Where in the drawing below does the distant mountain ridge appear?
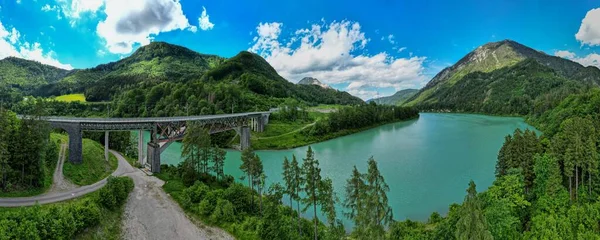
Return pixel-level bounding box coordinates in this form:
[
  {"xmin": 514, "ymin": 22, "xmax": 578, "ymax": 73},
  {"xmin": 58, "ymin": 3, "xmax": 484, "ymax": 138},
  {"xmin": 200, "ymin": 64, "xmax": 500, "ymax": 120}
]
[
  {"xmin": 297, "ymin": 77, "xmax": 331, "ymax": 89},
  {"xmin": 368, "ymin": 89, "xmax": 418, "ymax": 105},
  {"xmin": 0, "ymin": 41, "xmax": 363, "ymax": 106},
  {"xmin": 404, "ymin": 39, "xmax": 600, "ymax": 115}
]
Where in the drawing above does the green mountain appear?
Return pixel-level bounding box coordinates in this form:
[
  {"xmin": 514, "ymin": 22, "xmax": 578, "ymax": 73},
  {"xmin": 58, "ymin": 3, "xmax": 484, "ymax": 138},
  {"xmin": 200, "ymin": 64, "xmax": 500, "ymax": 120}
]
[
  {"xmin": 368, "ymin": 89, "xmax": 419, "ymax": 105},
  {"xmin": 405, "ymin": 39, "xmax": 600, "ymax": 115},
  {"xmin": 1, "ymin": 42, "xmax": 362, "ymax": 113},
  {"xmin": 0, "ymin": 57, "xmax": 69, "ymax": 91}
]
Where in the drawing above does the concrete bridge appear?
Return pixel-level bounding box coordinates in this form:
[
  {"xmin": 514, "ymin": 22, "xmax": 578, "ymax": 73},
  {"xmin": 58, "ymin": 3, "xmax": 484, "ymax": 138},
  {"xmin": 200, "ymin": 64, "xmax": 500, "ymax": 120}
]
[{"xmin": 42, "ymin": 112, "xmax": 270, "ymax": 173}]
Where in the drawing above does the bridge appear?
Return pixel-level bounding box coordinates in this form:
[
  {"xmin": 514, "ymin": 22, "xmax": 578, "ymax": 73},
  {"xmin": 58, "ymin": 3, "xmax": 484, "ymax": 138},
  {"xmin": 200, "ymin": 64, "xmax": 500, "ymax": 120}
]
[{"xmin": 42, "ymin": 112, "xmax": 270, "ymax": 173}]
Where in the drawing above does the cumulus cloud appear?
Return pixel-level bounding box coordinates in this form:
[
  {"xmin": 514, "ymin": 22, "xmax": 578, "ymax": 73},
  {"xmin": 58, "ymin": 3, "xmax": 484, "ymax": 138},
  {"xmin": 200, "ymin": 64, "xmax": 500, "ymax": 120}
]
[
  {"xmin": 96, "ymin": 0, "xmax": 194, "ymax": 54},
  {"xmin": 249, "ymin": 20, "xmax": 427, "ymax": 100},
  {"xmin": 554, "ymin": 50, "xmax": 600, "ymax": 69},
  {"xmin": 0, "ymin": 21, "xmax": 73, "ymax": 70},
  {"xmin": 575, "ymin": 8, "xmax": 600, "ymax": 46},
  {"xmin": 198, "ymin": 7, "xmax": 214, "ymax": 31}
]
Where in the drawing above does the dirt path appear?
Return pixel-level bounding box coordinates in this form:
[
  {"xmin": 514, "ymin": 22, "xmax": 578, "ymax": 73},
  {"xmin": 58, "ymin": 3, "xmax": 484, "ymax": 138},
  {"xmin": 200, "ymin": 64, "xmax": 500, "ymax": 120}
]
[
  {"xmin": 113, "ymin": 151, "xmax": 233, "ymax": 240},
  {"xmin": 45, "ymin": 144, "xmax": 78, "ymax": 194}
]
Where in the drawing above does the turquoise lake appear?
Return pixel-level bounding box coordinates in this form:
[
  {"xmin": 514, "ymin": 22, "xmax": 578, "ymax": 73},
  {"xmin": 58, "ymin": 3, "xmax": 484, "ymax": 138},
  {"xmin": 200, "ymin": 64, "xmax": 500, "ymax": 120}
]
[{"xmin": 140, "ymin": 113, "xmax": 537, "ymax": 224}]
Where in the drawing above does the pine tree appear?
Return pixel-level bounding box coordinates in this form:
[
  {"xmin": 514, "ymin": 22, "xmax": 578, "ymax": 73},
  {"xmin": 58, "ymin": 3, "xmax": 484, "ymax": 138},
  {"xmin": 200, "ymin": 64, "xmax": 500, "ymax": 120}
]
[
  {"xmin": 290, "ymin": 155, "xmax": 303, "ymax": 235},
  {"xmin": 210, "ymin": 147, "xmax": 226, "ymax": 180},
  {"xmin": 344, "ymin": 165, "xmax": 367, "ymax": 235},
  {"xmin": 455, "ymin": 180, "xmax": 493, "ymax": 240},
  {"xmin": 365, "ymin": 157, "xmax": 393, "ymax": 237},
  {"xmin": 302, "ymin": 146, "xmax": 322, "ymax": 240},
  {"xmin": 320, "ymin": 178, "xmax": 338, "ymax": 227}
]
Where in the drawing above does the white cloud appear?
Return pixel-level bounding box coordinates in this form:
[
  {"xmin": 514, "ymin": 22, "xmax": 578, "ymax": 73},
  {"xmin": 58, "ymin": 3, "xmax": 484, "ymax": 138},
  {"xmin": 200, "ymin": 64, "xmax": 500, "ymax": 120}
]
[
  {"xmin": 96, "ymin": 0, "xmax": 194, "ymax": 54},
  {"xmin": 555, "ymin": 50, "xmax": 576, "ymax": 59},
  {"xmin": 58, "ymin": 0, "xmax": 104, "ymax": 20},
  {"xmin": 554, "ymin": 50, "xmax": 600, "ymax": 69},
  {"xmin": 0, "ymin": 21, "xmax": 73, "ymax": 70},
  {"xmin": 397, "ymin": 47, "xmax": 407, "ymax": 53},
  {"xmin": 575, "ymin": 8, "xmax": 600, "ymax": 46},
  {"xmin": 97, "ymin": 49, "xmax": 106, "ymax": 56},
  {"xmin": 41, "ymin": 4, "xmax": 58, "ymax": 12},
  {"xmin": 387, "ymin": 34, "xmax": 395, "ymax": 44},
  {"xmin": 16, "ymin": 0, "xmax": 21, "ymax": 4},
  {"xmin": 198, "ymin": 6, "xmax": 214, "ymax": 31},
  {"xmin": 249, "ymin": 20, "xmax": 428, "ymax": 100}
]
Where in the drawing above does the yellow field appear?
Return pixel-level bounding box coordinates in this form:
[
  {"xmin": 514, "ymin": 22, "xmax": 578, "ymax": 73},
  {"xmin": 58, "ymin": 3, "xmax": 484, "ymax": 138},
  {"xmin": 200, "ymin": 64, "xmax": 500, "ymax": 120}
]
[{"xmin": 55, "ymin": 93, "xmax": 86, "ymax": 102}]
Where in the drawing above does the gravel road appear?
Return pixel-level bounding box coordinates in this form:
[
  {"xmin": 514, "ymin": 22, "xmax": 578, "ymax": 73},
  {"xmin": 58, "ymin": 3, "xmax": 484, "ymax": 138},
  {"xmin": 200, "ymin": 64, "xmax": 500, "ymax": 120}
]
[{"xmin": 113, "ymin": 151, "xmax": 234, "ymax": 240}]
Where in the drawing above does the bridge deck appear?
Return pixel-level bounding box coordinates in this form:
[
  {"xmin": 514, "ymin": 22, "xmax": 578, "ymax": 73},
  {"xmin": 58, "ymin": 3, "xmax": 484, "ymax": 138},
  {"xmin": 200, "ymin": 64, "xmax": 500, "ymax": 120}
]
[{"xmin": 41, "ymin": 112, "xmax": 269, "ymax": 123}]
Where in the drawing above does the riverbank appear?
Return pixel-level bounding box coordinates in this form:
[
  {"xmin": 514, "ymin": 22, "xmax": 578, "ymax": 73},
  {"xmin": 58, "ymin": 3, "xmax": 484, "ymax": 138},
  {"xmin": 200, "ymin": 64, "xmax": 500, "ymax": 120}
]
[{"xmin": 251, "ymin": 116, "xmax": 419, "ymax": 150}]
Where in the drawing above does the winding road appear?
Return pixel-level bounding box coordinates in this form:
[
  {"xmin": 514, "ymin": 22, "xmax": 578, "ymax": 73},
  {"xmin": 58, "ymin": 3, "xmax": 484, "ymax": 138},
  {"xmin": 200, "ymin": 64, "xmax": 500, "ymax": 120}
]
[
  {"xmin": 0, "ymin": 149, "xmax": 233, "ymax": 239},
  {"xmin": 0, "ymin": 149, "xmax": 133, "ymax": 207}
]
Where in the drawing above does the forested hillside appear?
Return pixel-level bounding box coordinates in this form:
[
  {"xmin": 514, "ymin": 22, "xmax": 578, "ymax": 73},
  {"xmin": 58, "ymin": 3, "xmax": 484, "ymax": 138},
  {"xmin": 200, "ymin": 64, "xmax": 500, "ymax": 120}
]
[
  {"xmin": 368, "ymin": 89, "xmax": 418, "ymax": 105},
  {"xmin": 405, "ymin": 40, "xmax": 600, "ymax": 115},
  {"xmin": 0, "ymin": 42, "xmax": 362, "ymax": 117}
]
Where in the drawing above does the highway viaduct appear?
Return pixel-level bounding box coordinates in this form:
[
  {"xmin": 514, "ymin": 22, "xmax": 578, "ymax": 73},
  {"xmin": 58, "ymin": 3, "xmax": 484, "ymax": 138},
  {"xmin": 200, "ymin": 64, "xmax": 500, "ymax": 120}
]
[{"xmin": 40, "ymin": 112, "xmax": 270, "ymax": 173}]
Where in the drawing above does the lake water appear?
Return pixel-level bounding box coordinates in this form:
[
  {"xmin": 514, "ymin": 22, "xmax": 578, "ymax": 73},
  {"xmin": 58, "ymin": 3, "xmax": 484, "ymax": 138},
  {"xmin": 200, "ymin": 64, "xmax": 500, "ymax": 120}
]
[{"xmin": 140, "ymin": 113, "xmax": 537, "ymax": 224}]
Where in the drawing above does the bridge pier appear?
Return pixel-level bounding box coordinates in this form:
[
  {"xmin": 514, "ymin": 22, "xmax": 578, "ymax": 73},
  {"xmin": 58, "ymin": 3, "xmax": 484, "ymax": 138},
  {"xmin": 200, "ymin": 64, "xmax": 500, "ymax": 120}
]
[
  {"xmin": 138, "ymin": 130, "xmax": 144, "ymax": 166},
  {"xmin": 104, "ymin": 131, "xmax": 109, "ymax": 162},
  {"xmin": 147, "ymin": 142, "xmax": 161, "ymax": 173},
  {"xmin": 240, "ymin": 126, "xmax": 250, "ymax": 150}
]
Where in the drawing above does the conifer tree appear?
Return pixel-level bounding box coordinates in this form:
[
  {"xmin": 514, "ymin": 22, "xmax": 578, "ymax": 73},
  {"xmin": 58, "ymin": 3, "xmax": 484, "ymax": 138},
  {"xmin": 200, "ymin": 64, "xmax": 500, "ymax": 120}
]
[
  {"xmin": 455, "ymin": 180, "xmax": 493, "ymax": 240},
  {"xmin": 302, "ymin": 146, "xmax": 322, "ymax": 240}
]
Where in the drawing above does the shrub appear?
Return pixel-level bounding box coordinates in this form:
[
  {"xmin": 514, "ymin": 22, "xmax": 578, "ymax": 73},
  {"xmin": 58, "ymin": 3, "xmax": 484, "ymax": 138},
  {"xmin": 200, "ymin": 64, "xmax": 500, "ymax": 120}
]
[
  {"xmin": 210, "ymin": 199, "xmax": 235, "ymax": 223},
  {"xmin": 98, "ymin": 176, "xmax": 134, "ymax": 210},
  {"xmin": 181, "ymin": 181, "xmax": 209, "ymax": 209}
]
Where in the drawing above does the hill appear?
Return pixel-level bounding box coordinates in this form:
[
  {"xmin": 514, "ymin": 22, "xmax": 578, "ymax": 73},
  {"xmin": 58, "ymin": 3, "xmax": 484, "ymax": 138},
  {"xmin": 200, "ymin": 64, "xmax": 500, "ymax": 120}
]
[
  {"xmin": 0, "ymin": 57, "xmax": 69, "ymax": 92},
  {"xmin": 1, "ymin": 42, "xmax": 362, "ymax": 113},
  {"xmin": 405, "ymin": 39, "xmax": 600, "ymax": 115},
  {"xmin": 368, "ymin": 89, "xmax": 418, "ymax": 105}
]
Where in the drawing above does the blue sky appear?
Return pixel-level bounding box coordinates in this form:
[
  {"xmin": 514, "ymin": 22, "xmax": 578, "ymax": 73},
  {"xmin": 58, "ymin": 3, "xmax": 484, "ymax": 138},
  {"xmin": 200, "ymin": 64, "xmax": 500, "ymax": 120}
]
[{"xmin": 0, "ymin": 0, "xmax": 599, "ymax": 99}]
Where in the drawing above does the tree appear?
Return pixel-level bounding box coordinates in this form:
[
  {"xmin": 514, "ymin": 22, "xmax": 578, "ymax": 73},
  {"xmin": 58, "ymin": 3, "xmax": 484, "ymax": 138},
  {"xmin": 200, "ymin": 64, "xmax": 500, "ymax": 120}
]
[
  {"xmin": 455, "ymin": 180, "xmax": 493, "ymax": 240},
  {"xmin": 302, "ymin": 146, "xmax": 322, "ymax": 240},
  {"xmin": 320, "ymin": 178, "xmax": 338, "ymax": 228},
  {"xmin": 552, "ymin": 117, "xmax": 598, "ymax": 200},
  {"xmin": 344, "ymin": 166, "xmax": 368, "ymax": 235},
  {"xmin": 210, "ymin": 147, "xmax": 226, "ymax": 180},
  {"xmin": 365, "ymin": 157, "xmax": 393, "ymax": 237},
  {"xmin": 290, "ymin": 155, "xmax": 303, "ymax": 235},
  {"xmin": 252, "ymin": 154, "xmax": 264, "ymax": 214},
  {"xmin": 181, "ymin": 123, "xmax": 211, "ymax": 174}
]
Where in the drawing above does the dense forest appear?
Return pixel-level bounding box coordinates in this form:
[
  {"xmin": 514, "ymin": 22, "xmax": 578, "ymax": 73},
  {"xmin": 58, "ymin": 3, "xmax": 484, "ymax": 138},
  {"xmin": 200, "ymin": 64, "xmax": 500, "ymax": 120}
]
[{"xmin": 0, "ymin": 108, "xmax": 57, "ymax": 194}]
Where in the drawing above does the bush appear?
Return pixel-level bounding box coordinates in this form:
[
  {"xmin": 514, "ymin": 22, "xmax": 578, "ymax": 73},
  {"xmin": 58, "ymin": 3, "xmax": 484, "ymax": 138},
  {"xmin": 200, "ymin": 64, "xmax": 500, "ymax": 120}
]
[
  {"xmin": 210, "ymin": 199, "xmax": 235, "ymax": 223},
  {"xmin": 98, "ymin": 176, "xmax": 134, "ymax": 210},
  {"xmin": 181, "ymin": 181, "xmax": 209, "ymax": 209}
]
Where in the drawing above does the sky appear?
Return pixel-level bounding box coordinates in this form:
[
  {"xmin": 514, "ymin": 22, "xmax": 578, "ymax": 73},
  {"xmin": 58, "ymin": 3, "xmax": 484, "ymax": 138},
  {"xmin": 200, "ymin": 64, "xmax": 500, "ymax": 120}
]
[{"xmin": 0, "ymin": 0, "xmax": 599, "ymax": 100}]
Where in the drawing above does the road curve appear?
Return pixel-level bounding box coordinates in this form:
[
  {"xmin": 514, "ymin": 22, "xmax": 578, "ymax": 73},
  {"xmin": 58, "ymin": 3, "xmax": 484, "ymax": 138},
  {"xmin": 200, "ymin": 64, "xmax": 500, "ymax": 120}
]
[{"xmin": 0, "ymin": 150, "xmax": 134, "ymax": 207}]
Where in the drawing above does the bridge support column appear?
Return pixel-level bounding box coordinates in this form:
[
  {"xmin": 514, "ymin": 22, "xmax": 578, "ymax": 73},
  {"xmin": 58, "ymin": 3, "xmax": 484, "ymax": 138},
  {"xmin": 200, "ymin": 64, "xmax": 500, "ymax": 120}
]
[
  {"xmin": 67, "ymin": 125, "xmax": 83, "ymax": 164},
  {"xmin": 138, "ymin": 130, "xmax": 144, "ymax": 166},
  {"xmin": 104, "ymin": 131, "xmax": 109, "ymax": 162},
  {"xmin": 147, "ymin": 142, "xmax": 161, "ymax": 173},
  {"xmin": 240, "ymin": 126, "xmax": 250, "ymax": 150}
]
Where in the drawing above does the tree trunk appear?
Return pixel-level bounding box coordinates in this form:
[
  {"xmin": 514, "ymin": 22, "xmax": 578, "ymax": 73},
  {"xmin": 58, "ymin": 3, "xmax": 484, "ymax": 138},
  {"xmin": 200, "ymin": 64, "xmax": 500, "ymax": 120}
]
[
  {"xmin": 297, "ymin": 197, "xmax": 301, "ymax": 236},
  {"xmin": 589, "ymin": 171, "xmax": 592, "ymax": 195},
  {"xmin": 258, "ymin": 185, "xmax": 263, "ymax": 216},
  {"xmin": 576, "ymin": 167, "xmax": 579, "ymax": 200},
  {"xmin": 569, "ymin": 176, "xmax": 572, "ymax": 201},
  {"xmin": 313, "ymin": 201, "xmax": 318, "ymax": 240}
]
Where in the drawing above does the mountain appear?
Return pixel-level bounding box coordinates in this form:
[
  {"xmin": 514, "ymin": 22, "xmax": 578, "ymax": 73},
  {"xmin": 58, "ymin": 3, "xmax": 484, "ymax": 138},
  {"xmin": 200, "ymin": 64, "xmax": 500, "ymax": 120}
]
[
  {"xmin": 405, "ymin": 39, "xmax": 600, "ymax": 115},
  {"xmin": 1, "ymin": 41, "xmax": 362, "ymax": 109},
  {"xmin": 0, "ymin": 57, "xmax": 69, "ymax": 91},
  {"xmin": 297, "ymin": 77, "xmax": 331, "ymax": 89},
  {"xmin": 368, "ymin": 89, "xmax": 419, "ymax": 105}
]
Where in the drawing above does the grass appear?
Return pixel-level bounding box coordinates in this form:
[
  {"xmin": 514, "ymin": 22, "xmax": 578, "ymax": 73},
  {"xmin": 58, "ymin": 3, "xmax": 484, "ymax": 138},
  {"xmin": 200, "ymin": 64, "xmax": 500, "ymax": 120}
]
[
  {"xmin": 55, "ymin": 93, "xmax": 87, "ymax": 103},
  {"xmin": 63, "ymin": 138, "xmax": 118, "ymax": 186},
  {"xmin": 251, "ymin": 118, "xmax": 417, "ymax": 150}
]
